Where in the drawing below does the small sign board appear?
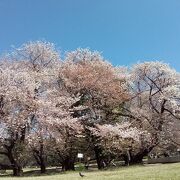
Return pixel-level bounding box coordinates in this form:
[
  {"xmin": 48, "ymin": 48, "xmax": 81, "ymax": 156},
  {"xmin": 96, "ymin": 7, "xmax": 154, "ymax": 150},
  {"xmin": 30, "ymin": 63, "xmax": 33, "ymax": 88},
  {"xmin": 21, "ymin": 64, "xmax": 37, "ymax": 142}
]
[{"xmin": 77, "ymin": 153, "xmax": 83, "ymax": 158}]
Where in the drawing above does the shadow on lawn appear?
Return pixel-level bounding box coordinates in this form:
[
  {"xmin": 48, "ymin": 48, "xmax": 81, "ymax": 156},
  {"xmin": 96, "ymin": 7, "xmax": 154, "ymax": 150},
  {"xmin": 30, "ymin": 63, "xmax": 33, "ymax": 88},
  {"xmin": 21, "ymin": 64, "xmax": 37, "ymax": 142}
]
[
  {"xmin": 0, "ymin": 168, "xmax": 67, "ymax": 177},
  {"xmin": 0, "ymin": 164, "xmax": 146, "ymax": 177},
  {"xmin": 23, "ymin": 168, "xmax": 66, "ymax": 177}
]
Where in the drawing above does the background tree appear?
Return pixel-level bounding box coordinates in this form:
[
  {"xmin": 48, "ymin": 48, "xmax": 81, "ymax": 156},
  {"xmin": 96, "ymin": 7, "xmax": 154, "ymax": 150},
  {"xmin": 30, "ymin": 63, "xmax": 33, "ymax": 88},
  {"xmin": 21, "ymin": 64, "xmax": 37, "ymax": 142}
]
[
  {"xmin": 59, "ymin": 49, "xmax": 129, "ymax": 169},
  {"xmin": 0, "ymin": 61, "xmax": 36, "ymax": 176},
  {"xmin": 118, "ymin": 61, "xmax": 180, "ymax": 164}
]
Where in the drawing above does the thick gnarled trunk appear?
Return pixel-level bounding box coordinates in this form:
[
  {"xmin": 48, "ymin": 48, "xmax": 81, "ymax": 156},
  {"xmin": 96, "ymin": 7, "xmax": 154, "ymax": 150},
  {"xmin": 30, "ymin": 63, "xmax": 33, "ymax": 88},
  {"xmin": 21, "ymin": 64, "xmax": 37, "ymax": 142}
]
[
  {"xmin": 34, "ymin": 153, "xmax": 47, "ymax": 173},
  {"xmin": 7, "ymin": 150, "xmax": 23, "ymax": 176},
  {"xmin": 33, "ymin": 144, "xmax": 47, "ymax": 174},
  {"xmin": 124, "ymin": 147, "xmax": 155, "ymax": 165},
  {"xmin": 62, "ymin": 157, "xmax": 75, "ymax": 171},
  {"xmin": 12, "ymin": 165, "xmax": 23, "ymax": 176},
  {"xmin": 94, "ymin": 146, "xmax": 106, "ymax": 169},
  {"xmin": 40, "ymin": 162, "xmax": 46, "ymax": 174}
]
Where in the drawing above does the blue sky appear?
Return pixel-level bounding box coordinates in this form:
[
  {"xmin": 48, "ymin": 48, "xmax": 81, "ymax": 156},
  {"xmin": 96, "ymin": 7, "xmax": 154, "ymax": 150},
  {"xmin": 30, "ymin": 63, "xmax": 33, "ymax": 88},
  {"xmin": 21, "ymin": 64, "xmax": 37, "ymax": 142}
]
[{"xmin": 0, "ymin": 0, "xmax": 180, "ymax": 71}]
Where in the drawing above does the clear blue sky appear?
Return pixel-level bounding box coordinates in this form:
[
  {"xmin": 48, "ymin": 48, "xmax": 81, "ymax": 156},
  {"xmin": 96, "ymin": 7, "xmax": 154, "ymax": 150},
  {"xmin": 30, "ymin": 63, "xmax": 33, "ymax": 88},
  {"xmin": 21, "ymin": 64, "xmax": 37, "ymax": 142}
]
[{"xmin": 0, "ymin": 0, "xmax": 180, "ymax": 71}]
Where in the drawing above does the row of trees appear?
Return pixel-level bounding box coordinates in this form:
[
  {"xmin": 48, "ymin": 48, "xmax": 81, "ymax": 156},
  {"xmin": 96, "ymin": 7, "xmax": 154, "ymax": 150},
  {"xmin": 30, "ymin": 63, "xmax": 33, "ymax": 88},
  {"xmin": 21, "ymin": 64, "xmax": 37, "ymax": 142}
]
[{"xmin": 0, "ymin": 41, "xmax": 179, "ymax": 176}]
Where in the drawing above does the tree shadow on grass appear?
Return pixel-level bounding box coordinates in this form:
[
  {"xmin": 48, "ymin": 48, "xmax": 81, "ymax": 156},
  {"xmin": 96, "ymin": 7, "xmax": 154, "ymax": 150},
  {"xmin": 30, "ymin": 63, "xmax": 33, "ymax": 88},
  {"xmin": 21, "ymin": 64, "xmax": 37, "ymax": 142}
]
[{"xmin": 0, "ymin": 168, "xmax": 67, "ymax": 177}]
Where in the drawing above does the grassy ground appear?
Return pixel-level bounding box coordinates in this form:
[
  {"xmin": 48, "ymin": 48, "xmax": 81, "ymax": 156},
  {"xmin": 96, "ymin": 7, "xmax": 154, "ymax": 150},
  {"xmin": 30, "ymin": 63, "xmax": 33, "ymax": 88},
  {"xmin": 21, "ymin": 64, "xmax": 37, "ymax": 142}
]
[{"xmin": 0, "ymin": 163, "xmax": 180, "ymax": 180}]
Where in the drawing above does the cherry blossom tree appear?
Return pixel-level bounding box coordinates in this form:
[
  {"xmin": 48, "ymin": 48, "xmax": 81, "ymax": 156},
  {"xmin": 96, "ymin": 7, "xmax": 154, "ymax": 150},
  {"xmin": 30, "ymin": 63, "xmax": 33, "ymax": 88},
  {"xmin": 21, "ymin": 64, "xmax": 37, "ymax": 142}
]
[
  {"xmin": 117, "ymin": 61, "xmax": 180, "ymax": 164},
  {"xmin": 34, "ymin": 88, "xmax": 84, "ymax": 171},
  {"xmin": 0, "ymin": 41, "xmax": 62, "ymax": 175},
  {"xmin": 58, "ymin": 49, "xmax": 129, "ymax": 169},
  {"xmin": 12, "ymin": 41, "xmax": 85, "ymax": 172},
  {"xmin": 89, "ymin": 122, "xmax": 148, "ymax": 166},
  {"xmin": 49, "ymin": 114, "xmax": 83, "ymax": 171},
  {"xmin": 27, "ymin": 122, "xmax": 52, "ymax": 173},
  {"xmin": 0, "ymin": 60, "xmax": 36, "ymax": 176}
]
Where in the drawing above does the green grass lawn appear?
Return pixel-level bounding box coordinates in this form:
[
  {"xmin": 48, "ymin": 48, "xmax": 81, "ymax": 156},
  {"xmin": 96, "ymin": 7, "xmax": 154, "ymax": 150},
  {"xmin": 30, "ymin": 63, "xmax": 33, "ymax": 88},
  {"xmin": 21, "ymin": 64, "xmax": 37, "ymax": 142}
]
[{"xmin": 0, "ymin": 163, "xmax": 180, "ymax": 180}]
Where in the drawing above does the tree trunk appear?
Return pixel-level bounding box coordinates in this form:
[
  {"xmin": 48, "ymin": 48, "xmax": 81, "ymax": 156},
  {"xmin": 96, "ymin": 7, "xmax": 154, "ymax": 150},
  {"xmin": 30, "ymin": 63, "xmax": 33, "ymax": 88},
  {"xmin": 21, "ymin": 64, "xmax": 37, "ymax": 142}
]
[
  {"xmin": 33, "ymin": 143, "xmax": 47, "ymax": 174},
  {"xmin": 33, "ymin": 151, "xmax": 47, "ymax": 173},
  {"xmin": 94, "ymin": 146, "xmax": 105, "ymax": 169},
  {"xmin": 13, "ymin": 165, "xmax": 23, "ymax": 176},
  {"xmin": 2, "ymin": 129, "xmax": 26, "ymax": 176},
  {"xmin": 6, "ymin": 147, "xmax": 23, "ymax": 176},
  {"xmin": 8, "ymin": 152, "xmax": 23, "ymax": 176},
  {"xmin": 124, "ymin": 148, "xmax": 153, "ymax": 165},
  {"xmin": 129, "ymin": 154, "xmax": 144, "ymax": 165},
  {"xmin": 62, "ymin": 157, "xmax": 75, "ymax": 171},
  {"xmin": 40, "ymin": 162, "xmax": 46, "ymax": 173}
]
